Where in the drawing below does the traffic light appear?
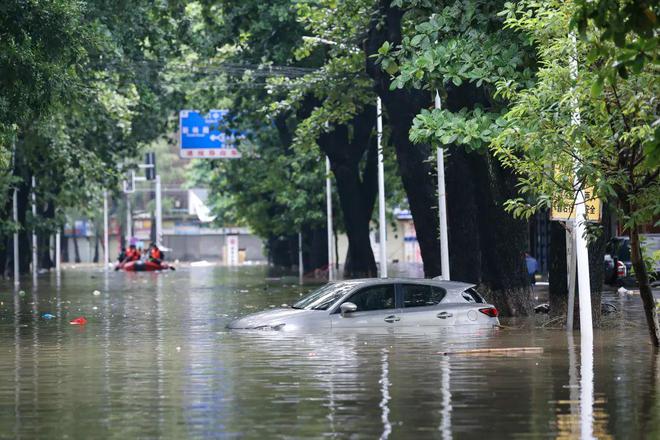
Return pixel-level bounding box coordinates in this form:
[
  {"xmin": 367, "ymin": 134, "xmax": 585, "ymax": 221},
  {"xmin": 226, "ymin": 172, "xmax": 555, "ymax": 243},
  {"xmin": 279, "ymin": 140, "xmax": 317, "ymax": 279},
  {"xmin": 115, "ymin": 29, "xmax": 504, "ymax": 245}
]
[{"xmin": 145, "ymin": 152, "xmax": 156, "ymax": 180}]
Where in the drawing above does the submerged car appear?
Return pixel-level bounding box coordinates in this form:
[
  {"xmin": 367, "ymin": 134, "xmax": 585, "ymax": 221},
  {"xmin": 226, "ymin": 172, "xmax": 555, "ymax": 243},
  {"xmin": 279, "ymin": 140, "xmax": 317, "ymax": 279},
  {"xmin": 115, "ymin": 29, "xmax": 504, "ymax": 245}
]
[
  {"xmin": 604, "ymin": 235, "xmax": 660, "ymax": 286},
  {"xmin": 227, "ymin": 278, "xmax": 500, "ymax": 331}
]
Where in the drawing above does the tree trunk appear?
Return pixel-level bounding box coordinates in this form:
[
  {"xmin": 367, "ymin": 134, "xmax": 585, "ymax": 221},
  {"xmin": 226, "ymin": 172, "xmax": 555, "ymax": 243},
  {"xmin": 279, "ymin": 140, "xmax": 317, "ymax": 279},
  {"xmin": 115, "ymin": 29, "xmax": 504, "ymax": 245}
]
[
  {"xmin": 61, "ymin": 225, "xmax": 69, "ymax": 263},
  {"xmin": 93, "ymin": 230, "xmax": 100, "ymax": 263},
  {"xmin": 17, "ymin": 177, "xmax": 31, "ymax": 274},
  {"xmin": 302, "ymin": 225, "xmax": 328, "ymax": 274},
  {"xmin": 364, "ymin": 1, "xmax": 442, "ymax": 278},
  {"xmin": 39, "ymin": 200, "xmax": 55, "ymax": 270},
  {"xmin": 471, "ymin": 153, "xmax": 533, "ymax": 316},
  {"xmin": 445, "ymin": 148, "xmax": 481, "ymax": 283},
  {"xmin": 549, "ymin": 220, "xmax": 569, "ymax": 319},
  {"xmin": 268, "ymin": 235, "xmax": 296, "ymax": 268},
  {"xmin": 630, "ymin": 226, "xmax": 660, "ymax": 347},
  {"xmin": 72, "ymin": 235, "xmax": 81, "ymax": 263},
  {"xmin": 317, "ymin": 107, "xmax": 379, "ymax": 279}
]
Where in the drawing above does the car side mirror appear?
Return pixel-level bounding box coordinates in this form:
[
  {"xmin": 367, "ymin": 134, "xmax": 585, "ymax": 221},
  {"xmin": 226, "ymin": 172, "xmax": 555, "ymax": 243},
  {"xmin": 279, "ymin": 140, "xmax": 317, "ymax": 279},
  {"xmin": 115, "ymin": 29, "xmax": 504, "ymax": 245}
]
[{"xmin": 340, "ymin": 302, "xmax": 357, "ymax": 316}]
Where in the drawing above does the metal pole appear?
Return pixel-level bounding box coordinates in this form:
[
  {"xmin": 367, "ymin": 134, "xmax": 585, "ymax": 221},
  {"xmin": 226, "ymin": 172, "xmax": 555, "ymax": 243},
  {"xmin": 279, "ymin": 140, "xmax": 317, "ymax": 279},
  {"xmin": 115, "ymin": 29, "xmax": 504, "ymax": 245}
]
[
  {"xmin": 103, "ymin": 190, "xmax": 109, "ymax": 269},
  {"xmin": 569, "ymin": 32, "xmax": 592, "ymax": 340},
  {"xmin": 31, "ymin": 176, "xmax": 37, "ymax": 278},
  {"xmin": 376, "ymin": 97, "xmax": 387, "ymax": 278},
  {"xmin": 126, "ymin": 195, "xmax": 132, "ymax": 245},
  {"xmin": 435, "ymin": 91, "xmax": 450, "ymax": 280},
  {"xmin": 298, "ymin": 231, "xmax": 304, "ymax": 285},
  {"xmin": 155, "ymin": 175, "xmax": 163, "ymax": 246},
  {"xmin": 12, "ymin": 139, "xmax": 19, "ymax": 285},
  {"xmin": 55, "ymin": 232, "xmax": 61, "ymax": 272},
  {"xmin": 566, "ymin": 226, "xmax": 577, "ymax": 330},
  {"xmin": 325, "ymin": 156, "xmax": 334, "ymax": 281}
]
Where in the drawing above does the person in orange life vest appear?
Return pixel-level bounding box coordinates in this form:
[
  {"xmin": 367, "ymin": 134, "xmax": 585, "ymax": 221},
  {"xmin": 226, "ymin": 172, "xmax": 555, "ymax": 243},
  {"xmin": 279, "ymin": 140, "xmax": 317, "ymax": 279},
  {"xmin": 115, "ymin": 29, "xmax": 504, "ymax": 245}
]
[
  {"xmin": 124, "ymin": 244, "xmax": 140, "ymax": 262},
  {"xmin": 149, "ymin": 243, "xmax": 163, "ymax": 264}
]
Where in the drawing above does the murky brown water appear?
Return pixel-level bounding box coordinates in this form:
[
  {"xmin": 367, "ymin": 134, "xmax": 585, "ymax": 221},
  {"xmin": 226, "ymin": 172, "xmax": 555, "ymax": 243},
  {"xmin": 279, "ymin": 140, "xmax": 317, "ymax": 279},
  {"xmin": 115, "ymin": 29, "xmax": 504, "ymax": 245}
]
[{"xmin": 0, "ymin": 267, "xmax": 658, "ymax": 439}]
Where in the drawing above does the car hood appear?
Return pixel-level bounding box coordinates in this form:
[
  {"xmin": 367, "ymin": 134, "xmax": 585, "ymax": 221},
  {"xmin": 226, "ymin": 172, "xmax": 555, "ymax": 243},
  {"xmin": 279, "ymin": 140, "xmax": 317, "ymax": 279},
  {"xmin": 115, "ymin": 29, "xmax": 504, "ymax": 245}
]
[{"xmin": 227, "ymin": 308, "xmax": 325, "ymax": 330}]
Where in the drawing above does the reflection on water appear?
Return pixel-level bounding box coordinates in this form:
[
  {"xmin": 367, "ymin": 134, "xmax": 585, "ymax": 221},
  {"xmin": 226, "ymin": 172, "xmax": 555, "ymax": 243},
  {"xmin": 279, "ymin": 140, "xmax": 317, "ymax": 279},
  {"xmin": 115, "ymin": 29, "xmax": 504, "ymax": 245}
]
[
  {"xmin": 439, "ymin": 357, "xmax": 452, "ymax": 440},
  {"xmin": 379, "ymin": 348, "xmax": 391, "ymax": 440},
  {"xmin": 0, "ymin": 267, "xmax": 658, "ymax": 439}
]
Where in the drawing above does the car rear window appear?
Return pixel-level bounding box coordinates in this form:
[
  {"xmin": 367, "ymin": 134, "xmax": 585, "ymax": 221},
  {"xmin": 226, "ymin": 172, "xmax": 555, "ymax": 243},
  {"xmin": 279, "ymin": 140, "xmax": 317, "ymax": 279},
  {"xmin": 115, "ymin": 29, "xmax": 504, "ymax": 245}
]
[
  {"xmin": 461, "ymin": 288, "xmax": 485, "ymax": 303},
  {"xmin": 402, "ymin": 284, "xmax": 446, "ymax": 308}
]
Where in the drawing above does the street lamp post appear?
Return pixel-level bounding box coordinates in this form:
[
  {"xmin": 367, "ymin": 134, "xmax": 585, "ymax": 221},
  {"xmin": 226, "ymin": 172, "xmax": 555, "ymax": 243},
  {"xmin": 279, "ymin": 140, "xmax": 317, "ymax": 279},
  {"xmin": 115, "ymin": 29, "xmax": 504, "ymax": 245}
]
[
  {"xmin": 435, "ymin": 91, "xmax": 450, "ymax": 280},
  {"xmin": 325, "ymin": 156, "xmax": 335, "ymax": 281},
  {"xmin": 376, "ymin": 97, "xmax": 387, "ymax": 278}
]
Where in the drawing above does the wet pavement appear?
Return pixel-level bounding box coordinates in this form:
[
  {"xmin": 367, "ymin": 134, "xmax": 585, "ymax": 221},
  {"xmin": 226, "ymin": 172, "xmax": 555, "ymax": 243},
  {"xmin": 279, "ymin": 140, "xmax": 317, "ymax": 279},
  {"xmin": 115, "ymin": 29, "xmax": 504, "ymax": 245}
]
[{"xmin": 0, "ymin": 266, "xmax": 658, "ymax": 439}]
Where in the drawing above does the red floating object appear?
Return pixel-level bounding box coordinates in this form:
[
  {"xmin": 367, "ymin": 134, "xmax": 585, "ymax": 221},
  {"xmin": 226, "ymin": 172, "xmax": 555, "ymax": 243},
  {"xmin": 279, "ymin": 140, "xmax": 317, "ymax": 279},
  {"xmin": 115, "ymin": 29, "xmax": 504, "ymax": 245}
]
[{"xmin": 69, "ymin": 317, "xmax": 87, "ymax": 325}]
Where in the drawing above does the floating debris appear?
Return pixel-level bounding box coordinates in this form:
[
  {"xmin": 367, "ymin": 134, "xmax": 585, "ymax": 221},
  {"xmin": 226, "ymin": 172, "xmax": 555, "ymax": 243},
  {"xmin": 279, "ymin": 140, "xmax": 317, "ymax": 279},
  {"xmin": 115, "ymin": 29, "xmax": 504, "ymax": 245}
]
[
  {"xmin": 440, "ymin": 347, "xmax": 543, "ymax": 356},
  {"xmin": 92, "ymin": 290, "xmax": 101, "ymax": 296},
  {"xmin": 601, "ymin": 302, "xmax": 617, "ymax": 315},
  {"xmin": 42, "ymin": 313, "xmax": 56, "ymax": 320},
  {"xmin": 69, "ymin": 317, "xmax": 87, "ymax": 325},
  {"xmin": 534, "ymin": 303, "xmax": 550, "ymax": 314}
]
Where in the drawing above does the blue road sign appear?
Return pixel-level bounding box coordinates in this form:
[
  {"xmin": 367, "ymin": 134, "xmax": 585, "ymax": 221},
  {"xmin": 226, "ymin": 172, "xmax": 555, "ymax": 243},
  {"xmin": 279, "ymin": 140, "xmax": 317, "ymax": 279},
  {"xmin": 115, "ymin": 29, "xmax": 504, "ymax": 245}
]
[{"xmin": 179, "ymin": 110, "xmax": 242, "ymax": 159}]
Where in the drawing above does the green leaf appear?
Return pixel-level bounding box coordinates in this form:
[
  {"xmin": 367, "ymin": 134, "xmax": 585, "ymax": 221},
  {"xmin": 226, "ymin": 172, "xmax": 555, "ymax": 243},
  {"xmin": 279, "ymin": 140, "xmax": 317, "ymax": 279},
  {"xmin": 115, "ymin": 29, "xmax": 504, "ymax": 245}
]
[{"xmin": 590, "ymin": 77, "xmax": 603, "ymax": 97}]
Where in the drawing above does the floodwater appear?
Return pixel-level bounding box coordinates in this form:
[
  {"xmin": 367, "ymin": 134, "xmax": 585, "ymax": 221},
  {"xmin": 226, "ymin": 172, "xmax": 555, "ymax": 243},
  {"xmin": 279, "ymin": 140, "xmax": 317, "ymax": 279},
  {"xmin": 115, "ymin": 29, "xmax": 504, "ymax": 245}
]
[{"xmin": 0, "ymin": 267, "xmax": 658, "ymax": 439}]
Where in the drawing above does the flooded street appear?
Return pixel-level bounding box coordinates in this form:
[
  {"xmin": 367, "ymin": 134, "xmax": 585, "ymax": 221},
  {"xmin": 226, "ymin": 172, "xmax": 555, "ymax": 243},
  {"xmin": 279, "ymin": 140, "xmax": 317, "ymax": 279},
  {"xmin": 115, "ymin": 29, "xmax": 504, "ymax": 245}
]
[{"xmin": 1, "ymin": 267, "xmax": 658, "ymax": 439}]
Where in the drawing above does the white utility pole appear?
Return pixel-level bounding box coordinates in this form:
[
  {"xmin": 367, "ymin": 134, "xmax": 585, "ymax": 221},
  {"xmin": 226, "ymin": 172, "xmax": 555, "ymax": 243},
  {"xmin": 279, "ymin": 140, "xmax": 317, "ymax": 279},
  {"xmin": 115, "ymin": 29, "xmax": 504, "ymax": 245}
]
[
  {"xmin": 298, "ymin": 231, "xmax": 304, "ymax": 285},
  {"xmin": 566, "ymin": 227, "xmax": 577, "ymax": 330},
  {"xmin": 103, "ymin": 190, "xmax": 109, "ymax": 269},
  {"xmin": 155, "ymin": 174, "xmax": 163, "ymax": 246},
  {"xmin": 325, "ymin": 156, "xmax": 335, "ymax": 281},
  {"xmin": 31, "ymin": 176, "xmax": 37, "ymax": 278},
  {"xmin": 569, "ymin": 33, "xmax": 593, "ymax": 340},
  {"xmin": 55, "ymin": 232, "xmax": 61, "ymax": 273},
  {"xmin": 435, "ymin": 91, "xmax": 450, "ymax": 280},
  {"xmin": 376, "ymin": 97, "xmax": 388, "ymax": 278},
  {"xmin": 126, "ymin": 196, "xmax": 132, "ymax": 245},
  {"xmin": 12, "ymin": 140, "xmax": 19, "ymax": 285}
]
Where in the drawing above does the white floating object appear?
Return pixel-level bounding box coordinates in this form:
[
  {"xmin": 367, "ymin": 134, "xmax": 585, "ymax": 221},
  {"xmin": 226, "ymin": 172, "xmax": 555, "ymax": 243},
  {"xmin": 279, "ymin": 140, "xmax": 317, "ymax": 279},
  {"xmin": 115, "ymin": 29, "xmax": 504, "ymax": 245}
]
[
  {"xmin": 617, "ymin": 287, "xmax": 630, "ymax": 296},
  {"xmin": 190, "ymin": 260, "xmax": 214, "ymax": 267},
  {"xmin": 92, "ymin": 290, "xmax": 101, "ymax": 296}
]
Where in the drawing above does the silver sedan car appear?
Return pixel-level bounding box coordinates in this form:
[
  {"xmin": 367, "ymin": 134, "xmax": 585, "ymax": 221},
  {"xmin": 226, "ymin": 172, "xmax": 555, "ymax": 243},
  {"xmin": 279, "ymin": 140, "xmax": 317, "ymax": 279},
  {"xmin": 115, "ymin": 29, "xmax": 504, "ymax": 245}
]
[{"xmin": 227, "ymin": 278, "xmax": 500, "ymax": 331}]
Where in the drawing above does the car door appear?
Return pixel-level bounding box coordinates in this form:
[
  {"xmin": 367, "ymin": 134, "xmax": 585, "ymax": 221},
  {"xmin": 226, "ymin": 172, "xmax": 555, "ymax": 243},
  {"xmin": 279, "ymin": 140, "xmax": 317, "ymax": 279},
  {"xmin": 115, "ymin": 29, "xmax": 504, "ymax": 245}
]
[
  {"xmin": 397, "ymin": 283, "xmax": 456, "ymax": 327},
  {"xmin": 330, "ymin": 283, "xmax": 398, "ymax": 329}
]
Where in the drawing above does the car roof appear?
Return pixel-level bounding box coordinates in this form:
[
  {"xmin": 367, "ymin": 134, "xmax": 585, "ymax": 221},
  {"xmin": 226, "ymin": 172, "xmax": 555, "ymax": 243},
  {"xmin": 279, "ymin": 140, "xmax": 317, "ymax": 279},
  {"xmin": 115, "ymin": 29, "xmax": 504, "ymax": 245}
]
[{"xmin": 328, "ymin": 278, "xmax": 475, "ymax": 294}]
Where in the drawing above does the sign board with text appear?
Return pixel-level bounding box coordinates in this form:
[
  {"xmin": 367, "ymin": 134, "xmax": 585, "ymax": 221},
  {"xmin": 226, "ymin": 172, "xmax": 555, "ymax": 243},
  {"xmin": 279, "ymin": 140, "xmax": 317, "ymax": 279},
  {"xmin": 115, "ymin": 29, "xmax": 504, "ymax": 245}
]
[
  {"xmin": 179, "ymin": 110, "xmax": 242, "ymax": 159},
  {"xmin": 550, "ymin": 187, "xmax": 601, "ymax": 222}
]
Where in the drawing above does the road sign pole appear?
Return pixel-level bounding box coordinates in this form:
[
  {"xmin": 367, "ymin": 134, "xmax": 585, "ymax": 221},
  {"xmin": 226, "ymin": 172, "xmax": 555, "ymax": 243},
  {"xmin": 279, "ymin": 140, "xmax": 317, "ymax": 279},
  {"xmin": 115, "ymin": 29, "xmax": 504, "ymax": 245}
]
[
  {"xmin": 298, "ymin": 231, "xmax": 304, "ymax": 285},
  {"xmin": 13, "ymin": 184, "xmax": 19, "ymax": 285},
  {"xmin": 12, "ymin": 139, "xmax": 19, "ymax": 285},
  {"xmin": 377, "ymin": 97, "xmax": 388, "ymax": 278},
  {"xmin": 155, "ymin": 175, "xmax": 163, "ymax": 246},
  {"xmin": 325, "ymin": 156, "xmax": 334, "ymax": 281},
  {"xmin": 126, "ymin": 195, "xmax": 132, "ymax": 245},
  {"xmin": 55, "ymin": 232, "xmax": 61, "ymax": 273},
  {"xmin": 31, "ymin": 176, "xmax": 37, "ymax": 279},
  {"xmin": 566, "ymin": 226, "xmax": 577, "ymax": 330},
  {"xmin": 569, "ymin": 32, "xmax": 592, "ymax": 341},
  {"xmin": 435, "ymin": 91, "xmax": 450, "ymax": 280},
  {"xmin": 103, "ymin": 190, "xmax": 109, "ymax": 269}
]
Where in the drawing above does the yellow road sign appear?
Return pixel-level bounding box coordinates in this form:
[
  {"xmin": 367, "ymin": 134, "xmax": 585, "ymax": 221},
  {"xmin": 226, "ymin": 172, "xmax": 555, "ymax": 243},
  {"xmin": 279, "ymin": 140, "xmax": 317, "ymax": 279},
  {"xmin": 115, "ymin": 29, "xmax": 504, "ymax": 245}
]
[{"xmin": 550, "ymin": 188, "xmax": 601, "ymax": 222}]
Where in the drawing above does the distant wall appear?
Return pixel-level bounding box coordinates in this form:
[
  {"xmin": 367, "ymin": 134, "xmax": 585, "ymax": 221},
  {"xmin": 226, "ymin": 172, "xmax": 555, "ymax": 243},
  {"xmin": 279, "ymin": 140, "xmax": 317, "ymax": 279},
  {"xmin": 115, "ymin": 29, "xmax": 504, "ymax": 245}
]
[
  {"xmin": 163, "ymin": 234, "xmax": 265, "ymax": 262},
  {"xmin": 61, "ymin": 233, "xmax": 265, "ymax": 263}
]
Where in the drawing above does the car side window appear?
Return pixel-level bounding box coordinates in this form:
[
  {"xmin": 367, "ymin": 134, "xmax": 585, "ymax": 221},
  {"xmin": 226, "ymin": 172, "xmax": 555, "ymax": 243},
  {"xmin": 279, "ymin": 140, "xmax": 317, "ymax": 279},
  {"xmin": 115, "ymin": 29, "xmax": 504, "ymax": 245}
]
[
  {"xmin": 402, "ymin": 284, "xmax": 446, "ymax": 308},
  {"xmin": 347, "ymin": 285, "xmax": 395, "ymax": 311}
]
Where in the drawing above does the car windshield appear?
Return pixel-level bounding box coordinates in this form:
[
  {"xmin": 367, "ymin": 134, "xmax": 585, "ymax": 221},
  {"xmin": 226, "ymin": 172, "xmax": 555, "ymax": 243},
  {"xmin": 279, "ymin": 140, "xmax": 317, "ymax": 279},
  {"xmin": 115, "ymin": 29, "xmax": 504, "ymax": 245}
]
[{"xmin": 293, "ymin": 282, "xmax": 360, "ymax": 310}]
